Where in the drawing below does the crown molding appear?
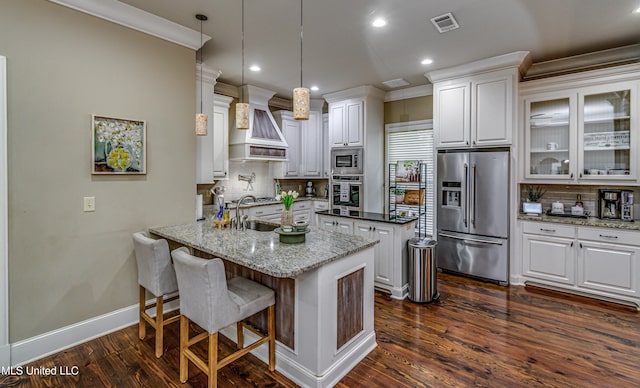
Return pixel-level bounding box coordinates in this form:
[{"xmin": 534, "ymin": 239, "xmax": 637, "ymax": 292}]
[
  {"xmin": 213, "ymin": 82, "xmax": 239, "ymax": 99},
  {"xmin": 425, "ymin": 51, "xmax": 531, "ymax": 83},
  {"xmin": 48, "ymin": 0, "xmax": 211, "ymax": 50},
  {"xmin": 523, "ymin": 44, "xmax": 640, "ymax": 80},
  {"xmin": 384, "ymin": 84, "xmax": 433, "ymax": 102},
  {"xmin": 196, "ymin": 63, "xmax": 222, "ymax": 85},
  {"xmin": 323, "ymin": 85, "xmax": 385, "ymax": 103}
]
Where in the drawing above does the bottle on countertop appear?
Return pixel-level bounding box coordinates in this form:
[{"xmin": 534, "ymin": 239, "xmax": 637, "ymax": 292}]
[
  {"xmin": 575, "ymin": 194, "xmax": 584, "ymax": 207},
  {"xmin": 223, "ymin": 203, "xmax": 230, "ymax": 222}
]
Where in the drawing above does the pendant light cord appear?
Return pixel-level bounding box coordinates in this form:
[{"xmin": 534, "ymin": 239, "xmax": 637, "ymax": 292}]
[
  {"xmin": 300, "ymin": 0, "xmax": 303, "ymax": 88},
  {"xmin": 199, "ymin": 17, "xmax": 203, "ymax": 114},
  {"xmin": 241, "ymin": 0, "xmax": 245, "ymax": 104}
]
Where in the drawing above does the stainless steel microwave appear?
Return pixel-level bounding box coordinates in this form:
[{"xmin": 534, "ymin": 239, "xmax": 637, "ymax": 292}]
[{"xmin": 331, "ymin": 147, "xmax": 363, "ymax": 175}]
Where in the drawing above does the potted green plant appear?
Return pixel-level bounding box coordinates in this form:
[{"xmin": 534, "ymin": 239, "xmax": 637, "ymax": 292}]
[
  {"xmin": 525, "ymin": 185, "xmax": 546, "ymax": 202},
  {"xmin": 391, "ymin": 188, "xmax": 405, "ymax": 204}
]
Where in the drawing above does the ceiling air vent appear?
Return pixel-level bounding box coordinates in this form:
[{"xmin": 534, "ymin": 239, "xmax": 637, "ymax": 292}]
[
  {"xmin": 430, "ymin": 12, "xmax": 459, "ymax": 33},
  {"xmin": 382, "ymin": 78, "xmax": 410, "ymax": 88}
]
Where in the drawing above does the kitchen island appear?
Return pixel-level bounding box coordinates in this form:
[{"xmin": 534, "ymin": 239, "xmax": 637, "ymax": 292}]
[{"xmin": 149, "ymin": 220, "xmax": 379, "ymax": 388}]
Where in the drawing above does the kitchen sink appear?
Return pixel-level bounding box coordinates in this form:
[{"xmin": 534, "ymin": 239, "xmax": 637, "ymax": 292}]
[{"xmin": 246, "ymin": 220, "xmax": 279, "ymax": 232}]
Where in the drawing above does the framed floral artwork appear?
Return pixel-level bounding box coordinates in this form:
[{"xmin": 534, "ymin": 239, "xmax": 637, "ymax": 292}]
[{"xmin": 92, "ymin": 115, "xmax": 146, "ymax": 174}]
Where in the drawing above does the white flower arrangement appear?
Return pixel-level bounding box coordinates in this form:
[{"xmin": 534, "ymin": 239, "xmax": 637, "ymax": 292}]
[{"xmin": 275, "ymin": 190, "xmax": 299, "ymax": 210}]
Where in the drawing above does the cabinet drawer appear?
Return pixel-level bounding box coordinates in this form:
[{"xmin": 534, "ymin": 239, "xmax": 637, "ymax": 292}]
[
  {"xmin": 293, "ymin": 201, "xmax": 311, "ymax": 210},
  {"xmin": 313, "ymin": 201, "xmax": 329, "ymax": 211},
  {"xmin": 522, "ymin": 221, "xmax": 575, "ymax": 238},
  {"xmin": 251, "ymin": 204, "xmax": 284, "ymax": 217},
  {"xmin": 578, "ymin": 227, "xmax": 639, "ymax": 246}
]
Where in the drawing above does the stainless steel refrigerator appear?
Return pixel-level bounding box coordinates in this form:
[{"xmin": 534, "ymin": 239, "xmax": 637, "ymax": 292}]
[{"xmin": 436, "ymin": 150, "xmax": 509, "ymax": 284}]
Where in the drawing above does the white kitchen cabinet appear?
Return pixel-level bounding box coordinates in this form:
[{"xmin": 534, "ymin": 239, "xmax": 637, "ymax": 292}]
[
  {"xmin": 319, "ymin": 215, "xmax": 354, "ymax": 234},
  {"xmin": 427, "ymin": 52, "xmax": 529, "ymax": 149},
  {"xmin": 312, "ymin": 200, "xmax": 329, "ymax": 227},
  {"xmin": 322, "ymin": 113, "xmax": 330, "ymax": 177},
  {"xmin": 319, "ymin": 214, "xmax": 415, "ymax": 299},
  {"xmin": 520, "ymin": 220, "xmax": 640, "ymax": 307},
  {"xmin": 249, "ymin": 203, "xmax": 285, "ymax": 223},
  {"xmin": 196, "ymin": 64, "xmax": 231, "ymax": 183},
  {"xmin": 328, "ymin": 98, "xmax": 363, "ymax": 147},
  {"xmin": 273, "ymin": 105, "xmax": 323, "ymax": 178},
  {"xmin": 521, "ymin": 65, "xmax": 639, "ymax": 183},
  {"xmin": 291, "ymin": 201, "xmax": 311, "ymax": 223},
  {"xmin": 433, "ymin": 71, "xmax": 514, "ymax": 148},
  {"xmin": 354, "ymin": 222, "xmax": 395, "ymax": 288},
  {"xmin": 522, "ymin": 222, "xmax": 576, "ymax": 285}
]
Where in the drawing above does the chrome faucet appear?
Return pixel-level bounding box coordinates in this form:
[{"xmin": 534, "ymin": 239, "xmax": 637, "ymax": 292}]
[{"xmin": 235, "ymin": 194, "xmax": 256, "ymax": 230}]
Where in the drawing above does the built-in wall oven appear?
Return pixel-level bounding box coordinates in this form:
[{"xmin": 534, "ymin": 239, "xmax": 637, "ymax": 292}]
[
  {"xmin": 330, "ymin": 175, "xmax": 363, "ymax": 212},
  {"xmin": 331, "ymin": 147, "xmax": 363, "ymax": 175}
]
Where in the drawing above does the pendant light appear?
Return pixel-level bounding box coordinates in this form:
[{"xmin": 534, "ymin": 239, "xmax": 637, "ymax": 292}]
[
  {"xmin": 195, "ymin": 14, "xmax": 208, "ymax": 136},
  {"xmin": 293, "ymin": 0, "xmax": 309, "ymax": 120},
  {"xmin": 236, "ymin": 0, "xmax": 250, "ymax": 130}
]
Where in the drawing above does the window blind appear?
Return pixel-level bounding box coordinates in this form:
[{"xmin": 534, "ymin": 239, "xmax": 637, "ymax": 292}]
[{"xmin": 386, "ymin": 128, "xmax": 434, "ymax": 236}]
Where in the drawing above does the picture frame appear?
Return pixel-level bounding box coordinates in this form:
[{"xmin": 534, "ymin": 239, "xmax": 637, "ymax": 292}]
[{"xmin": 92, "ymin": 114, "xmax": 146, "ymax": 174}]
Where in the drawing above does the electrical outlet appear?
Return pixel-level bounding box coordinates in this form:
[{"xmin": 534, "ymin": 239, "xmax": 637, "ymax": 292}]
[{"xmin": 83, "ymin": 196, "xmax": 95, "ymax": 212}]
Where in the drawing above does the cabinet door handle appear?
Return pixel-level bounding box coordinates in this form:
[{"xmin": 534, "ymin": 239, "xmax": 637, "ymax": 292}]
[
  {"xmin": 473, "ymin": 140, "xmax": 476, "ymax": 145},
  {"xmin": 368, "ymin": 226, "xmax": 371, "ymax": 231},
  {"xmin": 579, "ymin": 172, "xmax": 583, "ymax": 178},
  {"xmin": 570, "ymin": 241, "xmax": 574, "ymax": 247},
  {"xmin": 466, "ymin": 140, "xmax": 469, "ymax": 145},
  {"xmin": 579, "ymin": 242, "xmax": 583, "ymax": 249},
  {"xmin": 599, "ymin": 234, "xmax": 618, "ymax": 239},
  {"xmin": 570, "ymin": 173, "xmax": 574, "ymax": 178},
  {"xmin": 540, "ymin": 228, "xmax": 556, "ymax": 233},
  {"xmin": 373, "ymin": 226, "xmax": 376, "ymax": 231}
]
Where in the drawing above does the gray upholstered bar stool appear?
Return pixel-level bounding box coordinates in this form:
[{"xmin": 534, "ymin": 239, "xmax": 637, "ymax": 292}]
[
  {"xmin": 132, "ymin": 231, "xmax": 180, "ymax": 358},
  {"xmin": 171, "ymin": 247, "xmax": 275, "ymax": 388}
]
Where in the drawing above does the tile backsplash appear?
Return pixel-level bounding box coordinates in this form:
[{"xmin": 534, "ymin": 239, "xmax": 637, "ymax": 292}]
[
  {"xmin": 519, "ymin": 184, "xmax": 639, "ymax": 219},
  {"xmin": 196, "ymin": 161, "xmax": 329, "ymax": 205}
]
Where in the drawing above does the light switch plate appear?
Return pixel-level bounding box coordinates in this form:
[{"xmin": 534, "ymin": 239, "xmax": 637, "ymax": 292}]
[{"xmin": 83, "ymin": 196, "xmax": 95, "ymax": 212}]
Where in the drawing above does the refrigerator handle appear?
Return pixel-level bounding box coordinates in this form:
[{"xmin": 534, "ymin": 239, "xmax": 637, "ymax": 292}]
[
  {"xmin": 463, "ymin": 163, "xmax": 468, "ymax": 228},
  {"xmin": 439, "ymin": 232, "xmax": 504, "ymax": 245},
  {"xmin": 471, "ymin": 164, "xmax": 476, "ymax": 227}
]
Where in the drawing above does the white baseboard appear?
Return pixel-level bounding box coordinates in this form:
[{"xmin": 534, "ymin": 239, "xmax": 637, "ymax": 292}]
[
  {"xmin": 10, "ymin": 297, "xmax": 179, "ymax": 367},
  {"xmin": 221, "ymin": 326, "xmax": 377, "ymax": 388}
]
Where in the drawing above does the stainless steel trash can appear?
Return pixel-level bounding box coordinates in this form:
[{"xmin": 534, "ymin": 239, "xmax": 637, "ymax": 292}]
[{"xmin": 407, "ymin": 237, "xmax": 439, "ymax": 303}]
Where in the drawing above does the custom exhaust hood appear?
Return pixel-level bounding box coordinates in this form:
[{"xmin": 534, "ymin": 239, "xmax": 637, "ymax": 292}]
[{"xmin": 229, "ymin": 85, "xmax": 288, "ymax": 161}]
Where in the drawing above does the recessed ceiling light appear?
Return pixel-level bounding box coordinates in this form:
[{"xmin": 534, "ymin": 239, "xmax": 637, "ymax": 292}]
[
  {"xmin": 249, "ymin": 65, "xmax": 261, "ymax": 72},
  {"xmin": 372, "ymin": 18, "xmax": 387, "ymax": 27},
  {"xmin": 310, "ymin": 85, "xmax": 319, "ymax": 91},
  {"xmin": 421, "ymin": 58, "xmax": 434, "ymax": 65},
  {"xmin": 634, "ymin": 6, "xmax": 640, "ymax": 13}
]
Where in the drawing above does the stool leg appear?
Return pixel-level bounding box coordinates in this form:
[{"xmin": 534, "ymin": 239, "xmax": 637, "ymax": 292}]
[
  {"xmin": 180, "ymin": 315, "xmax": 189, "ymax": 383},
  {"xmin": 209, "ymin": 332, "xmax": 218, "ymax": 388},
  {"xmin": 236, "ymin": 322, "xmax": 244, "ymax": 350},
  {"xmin": 268, "ymin": 305, "xmax": 275, "ymax": 371},
  {"xmin": 138, "ymin": 286, "xmax": 146, "ymax": 340},
  {"xmin": 155, "ymin": 296, "xmax": 164, "ymax": 358}
]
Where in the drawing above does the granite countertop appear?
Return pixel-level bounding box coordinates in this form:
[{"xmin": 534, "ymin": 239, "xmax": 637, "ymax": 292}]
[
  {"xmin": 517, "ymin": 213, "xmax": 640, "ymax": 231},
  {"xmin": 316, "ymin": 209, "xmax": 419, "ymax": 225},
  {"xmin": 149, "ymin": 220, "xmax": 378, "ymax": 278}
]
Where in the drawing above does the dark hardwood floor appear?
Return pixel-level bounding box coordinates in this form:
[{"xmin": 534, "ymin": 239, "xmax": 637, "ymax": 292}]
[{"xmin": 2, "ymin": 273, "xmax": 638, "ymax": 387}]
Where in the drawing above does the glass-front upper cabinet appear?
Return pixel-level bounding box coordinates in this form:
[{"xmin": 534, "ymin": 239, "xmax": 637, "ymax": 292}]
[
  {"xmin": 524, "ymin": 82, "xmax": 637, "ymax": 182},
  {"xmin": 525, "ymin": 93, "xmax": 576, "ymax": 179},
  {"xmin": 579, "ymin": 84, "xmax": 635, "ymax": 181}
]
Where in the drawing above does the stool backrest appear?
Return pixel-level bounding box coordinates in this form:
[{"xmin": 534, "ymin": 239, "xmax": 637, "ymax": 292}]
[
  {"xmin": 132, "ymin": 232, "xmax": 178, "ymax": 297},
  {"xmin": 171, "ymin": 247, "xmax": 240, "ymax": 333}
]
